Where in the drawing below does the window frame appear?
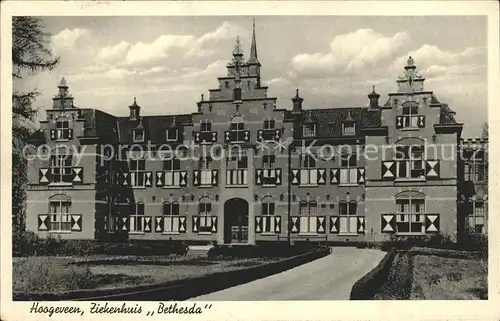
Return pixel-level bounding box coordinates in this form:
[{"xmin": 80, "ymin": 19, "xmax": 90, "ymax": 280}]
[
  {"xmin": 133, "ymin": 129, "xmax": 145, "ymax": 142},
  {"xmin": 229, "ymin": 116, "xmax": 246, "ymax": 142},
  {"xmin": 50, "ymin": 149, "xmax": 73, "ymax": 184},
  {"xmin": 342, "ymin": 121, "xmax": 356, "ymax": 136},
  {"xmin": 198, "ymin": 198, "xmax": 213, "ymax": 233},
  {"xmin": 166, "ymin": 128, "xmax": 178, "ymax": 142},
  {"xmin": 302, "ymin": 123, "xmax": 316, "ymax": 137},
  {"xmin": 298, "ymin": 201, "xmax": 317, "ymax": 234},
  {"xmin": 395, "ymin": 194, "xmax": 426, "ymax": 234},
  {"xmin": 395, "ymin": 145, "xmax": 425, "ymax": 180},
  {"xmin": 49, "ymin": 199, "xmax": 72, "ymax": 232},
  {"xmin": 338, "ymin": 201, "xmax": 358, "ymax": 234},
  {"xmin": 130, "ymin": 158, "xmax": 146, "ymax": 187},
  {"xmin": 163, "ymin": 201, "xmax": 180, "ymax": 233}
]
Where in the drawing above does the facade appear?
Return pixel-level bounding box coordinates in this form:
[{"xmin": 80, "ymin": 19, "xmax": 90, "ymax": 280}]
[{"xmin": 25, "ymin": 24, "xmax": 488, "ymax": 244}]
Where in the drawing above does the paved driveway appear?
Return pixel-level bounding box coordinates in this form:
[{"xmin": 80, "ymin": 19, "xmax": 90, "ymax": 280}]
[{"xmin": 189, "ymin": 247, "xmax": 385, "ymax": 300}]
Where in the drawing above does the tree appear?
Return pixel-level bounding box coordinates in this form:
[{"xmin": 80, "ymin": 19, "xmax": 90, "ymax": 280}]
[
  {"xmin": 12, "ymin": 17, "xmax": 59, "ymax": 239},
  {"xmin": 481, "ymin": 122, "xmax": 488, "ymax": 139}
]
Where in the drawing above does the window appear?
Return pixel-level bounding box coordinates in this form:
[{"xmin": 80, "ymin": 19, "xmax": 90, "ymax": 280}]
[
  {"xmin": 200, "ymin": 122, "xmax": 212, "ymax": 132},
  {"xmin": 130, "ymin": 159, "xmax": 146, "ymax": 187},
  {"xmin": 395, "ymin": 145, "xmax": 425, "ymax": 179},
  {"xmin": 262, "ymin": 154, "xmax": 276, "ymax": 168},
  {"xmin": 400, "ymin": 102, "xmax": 420, "ymax": 128},
  {"xmin": 198, "ymin": 198, "xmax": 212, "ymax": 233},
  {"xmin": 340, "ymin": 154, "xmax": 358, "ymax": 184},
  {"xmin": 342, "ymin": 122, "xmax": 356, "ymax": 136},
  {"xmin": 133, "ymin": 129, "xmax": 145, "ymax": 142},
  {"xmin": 300, "ymin": 154, "xmax": 317, "ymax": 185},
  {"xmin": 55, "ymin": 118, "xmax": 71, "ymax": 140},
  {"xmin": 261, "ymin": 198, "xmax": 276, "ymax": 233},
  {"xmin": 303, "ymin": 123, "xmax": 316, "ymax": 137},
  {"xmin": 233, "ymin": 88, "xmax": 242, "ymax": 101},
  {"xmin": 247, "ymin": 81, "xmax": 251, "ymax": 89},
  {"xmin": 471, "ymin": 151, "xmax": 487, "ymax": 182},
  {"xmin": 470, "ymin": 201, "xmax": 485, "ymax": 233},
  {"xmin": 50, "ymin": 150, "xmax": 73, "ymax": 183},
  {"xmin": 199, "ymin": 157, "xmax": 212, "ymax": 185},
  {"xmin": 339, "ymin": 201, "xmax": 358, "ymax": 234},
  {"xmin": 163, "ymin": 202, "xmax": 180, "ymax": 233},
  {"xmin": 225, "ymin": 81, "xmax": 229, "ymax": 88},
  {"xmin": 301, "ymin": 154, "xmax": 316, "ymax": 168},
  {"xmin": 227, "ymin": 148, "xmax": 248, "ymax": 169},
  {"xmin": 49, "ymin": 199, "xmax": 71, "ymax": 231},
  {"xmin": 395, "ymin": 194, "xmax": 425, "ymax": 234},
  {"xmin": 129, "ymin": 202, "xmax": 145, "ymax": 232},
  {"xmin": 163, "ymin": 156, "xmax": 182, "ymax": 187},
  {"xmin": 229, "ymin": 116, "xmax": 246, "ymax": 142},
  {"xmin": 166, "ymin": 128, "xmax": 178, "ymax": 141},
  {"xmin": 299, "ymin": 201, "xmax": 317, "ymax": 234},
  {"xmin": 264, "ymin": 120, "xmax": 275, "ymax": 130}
]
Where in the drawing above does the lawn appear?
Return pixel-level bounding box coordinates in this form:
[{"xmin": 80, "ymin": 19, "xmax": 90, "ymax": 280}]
[
  {"xmin": 411, "ymin": 255, "xmax": 488, "ymax": 300},
  {"xmin": 374, "ymin": 250, "xmax": 487, "ymax": 300},
  {"xmin": 12, "ymin": 253, "xmax": 282, "ymax": 295}
]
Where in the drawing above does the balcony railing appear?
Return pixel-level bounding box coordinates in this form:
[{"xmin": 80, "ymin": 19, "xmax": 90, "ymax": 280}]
[
  {"xmin": 224, "ymin": 130, "xmax": 250, "ymax": 143},
  {"xmin": 194, "ymin": 131, "xmax": 217, "ymax": 144},
  {"xmin": 226, "ymin": 169, "xmax": 248, "ymax": 186},
  {"xmin": 255, "ymin": 168, "xmax": 282, "ymax": 186},
  {"xmin": 329, "ymin": 216, "xmax": 365, "ymax": 234},
  {"xmin": 50, "ymin": 128, "xmax": 73, "ymax": 140},
  {"xmin": 289, "ymin": 216, "xmax": 326, "ymax": 234},
  {"xmin": 192, "ymin": 215, "xmax": 218, "ymax": 233},
  {"xmin": 381, "ymin": 213, "xmax": 439, "ymax": 234},
  {"xmin": 396, "ymin": 115, "xmax": 426, "ymax": 129},
  {"xmin": 257, "ymin": 129, "xmax": 282, "ymax": 142},
  {"xmin": 193, "ymin": 169, "xmax": 219, "ymax": 187},
  {"xmin": 255, "ymin": 215, "xmax": 281, "ymax": 234},
  {"xmin": 38, "ymin": 167, "xmax": 83, "ymax": 185},
  {"xmin": 290, "ymin": 168, "xmax": 327, "ymax": 186}
]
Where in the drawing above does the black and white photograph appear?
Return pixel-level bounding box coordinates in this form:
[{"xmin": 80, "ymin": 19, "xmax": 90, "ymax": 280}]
[{"xmin": 2, "ymin": 1, "xmax": 499, "ymax": 320}]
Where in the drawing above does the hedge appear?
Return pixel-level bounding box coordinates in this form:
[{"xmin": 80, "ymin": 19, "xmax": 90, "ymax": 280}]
[
  {"xmin": 13, "ymin": 232, "xmax": 188, "ymax": 257},
  {"xmin": 349, "ymin": 248, "xmax": 397, "ymax": 300}
]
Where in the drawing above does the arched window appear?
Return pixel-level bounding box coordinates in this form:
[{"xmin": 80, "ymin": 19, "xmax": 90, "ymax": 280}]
[
  {"xmin": 338, "ymin": 201, "xmax": 358, "ymax": 234},
  {"xmin": 261, "ymin": 197, "xmax": 275, "ymax": 216},
  {"xmin": 298, "ymin": 200, "xmax": 317, "ymax": 234},
  {"xmin": 163, "ymin": 201, "xmax": 180, "ymax": 233},
  {"xmin": 198, "ymin": 197, "xmax": 213, "ymax": 232},
  {"xmin": 395, "ymin": 191, "xmax": 425, "ymax": 234},
  {"xmin": 261, "ymin": 196, "xmax": 276, "ymax": 233},
  {"xmin": 129, "ymin": 201, "xmax": 145, "ymax": 232},
  {"xmin": 229, "ymin": 116, "xmax": 245, "ymax": 142},
  {"xmin": 50, "ymin": 147, "xmax": 73, "ymax": 183},
  {"xmin": 49, "ymin": 194, "xmax": 71, "ymax": 231}
]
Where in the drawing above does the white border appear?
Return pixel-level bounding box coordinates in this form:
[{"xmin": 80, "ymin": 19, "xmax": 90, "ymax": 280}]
[{"xmin": 1, "ymin": 1, "xmax": 499, "ymax": 321}]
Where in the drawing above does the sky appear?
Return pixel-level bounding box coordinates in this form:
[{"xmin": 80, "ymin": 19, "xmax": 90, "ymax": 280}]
[{"xmin": 16, "ymin": 16, "xmax": 487, "ymax": 137}]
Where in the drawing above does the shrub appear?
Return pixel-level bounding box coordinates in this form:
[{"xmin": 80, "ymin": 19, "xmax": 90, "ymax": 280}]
[
  {"xmin": 458, "ymin": 228, "xmax": 488, "ymax": 257},
  {"xmin": 350, "ymin": 248, "xmax": 397, "ymax": 300},
  {"xmin": 13, "ymin": 257, "xmax": 95, "ymax": 294}
]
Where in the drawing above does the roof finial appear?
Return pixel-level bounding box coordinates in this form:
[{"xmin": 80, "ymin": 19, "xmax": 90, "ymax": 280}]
[
  {"xmin": 248, "ymin": 18, "xmax": 259, "ymax": 64},
  {"xmin": 59, "ymin": 77, "xmax": 68, "ymax": 87},
  {"xmin": 232, "ymin": 35, "xmax": 242, "ymax": 56}
]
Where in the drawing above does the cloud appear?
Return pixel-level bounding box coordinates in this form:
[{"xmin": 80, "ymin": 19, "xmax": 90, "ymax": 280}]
[
  {"xmin": 98, "ymin": 41, "xmax": 132, "ymax": 62},
  {"xmin": 390, "ymin": 44, "xmax": 486, "ymax": 73},
  {"xmin": 51, "ymin": 28, "xmax": 91, "ymax": 53},
  {"xmin": 289, "ymin": 29, "xmax": 409, "ymax": 78}
]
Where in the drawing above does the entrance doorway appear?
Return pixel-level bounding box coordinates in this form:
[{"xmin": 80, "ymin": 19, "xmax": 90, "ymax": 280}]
[{"xmin": 223, "ymin": 198, "xmax": 249, "ymax": 244}]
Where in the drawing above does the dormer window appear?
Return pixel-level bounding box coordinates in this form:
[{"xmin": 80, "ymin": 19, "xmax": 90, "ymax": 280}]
[
  {"xmin": 342, "ymin": 122, "xmax": 356, "ymax": 136},
  {"xmin": 200, "ymin": 122, "xmax": 212, "ymax": 132},
  {"xmin": 133, "ymin": 129, "xmax": 144, "ymax": 142},
  {"xmin": 264, "ymin": 119, "xmax": 275, "ymax": 130},
  {"xmin": 166, "ymin": 128, "xmax": 178, "ymax": 141},
  {"xmin": 303, "ymin": 123, "xmax": 316, "ymax": 137}
]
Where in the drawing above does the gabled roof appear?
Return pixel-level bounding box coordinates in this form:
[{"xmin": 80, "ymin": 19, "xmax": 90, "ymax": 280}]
[
  {"xmin": 303, "ymin": 107, "xmax": 381, "ymax": 138},
  {"xmin": 116, "ymin": 114, "xmax": 193, "ymax": 144}
]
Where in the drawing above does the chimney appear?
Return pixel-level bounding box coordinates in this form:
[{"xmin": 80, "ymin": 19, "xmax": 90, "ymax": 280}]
[
  {"xmin": 368, "ymin": 86, "xmax": 380, "ymax": 109},
  {"xmin": 129, "ymin": 97, "xmax": 141, "ymax": 120},
  {"xmin": 292, "ymin": 89, "xmax": 303, "ymax": 114}
]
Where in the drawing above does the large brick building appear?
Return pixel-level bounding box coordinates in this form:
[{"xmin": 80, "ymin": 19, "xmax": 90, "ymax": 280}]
[{"xmin": 25, "ymin": 24, "xmax": 488, "ymax": 244}]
